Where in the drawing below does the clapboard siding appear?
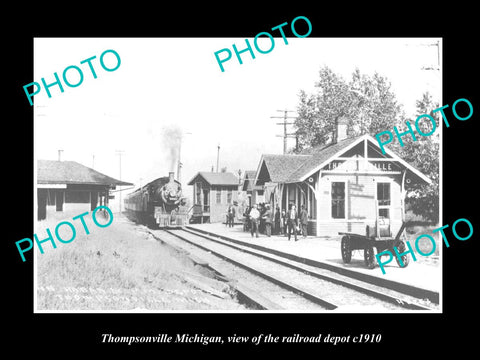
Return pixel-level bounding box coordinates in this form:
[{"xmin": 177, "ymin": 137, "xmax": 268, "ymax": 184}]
[{"xmin": 316, "ymin": 172, "xmax": 403, "ymax": 237}]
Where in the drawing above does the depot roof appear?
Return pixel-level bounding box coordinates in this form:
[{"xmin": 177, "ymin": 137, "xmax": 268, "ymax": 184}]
[
  {"xmin": 242, "ymin": 170, "xmax": 264, "ymax": 191},
  {"xmin": 37, "ymin": 160, "xmax": 133, "ymax": 187},
  {"xmin": 187, "ymin": 171, "xmax": 239, "ymax": 186},
  {"xmin": 254, "ymin": 134, "xmax": 432, "ymax": 185}
]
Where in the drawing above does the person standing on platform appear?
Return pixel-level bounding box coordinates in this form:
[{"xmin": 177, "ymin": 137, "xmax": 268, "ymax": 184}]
[
  {"xmin": 249, "ymin": 204, "xmax": 260, "ymax": 238},
  {"xmin": 287, "ymin": 204, "xmax": 298, "ymax": 241},
  {"xmin": 243, "ymin": 205, "xmax": 251, "ymax": 232},
  {"xmin": 300, "ymin": 205, "xmax": 308, "ymax": 238},
  {"xmin": 263, "ymin": 204, "xmax": 272, "ymax": 237},
  {"xmin": 274, "ymin": 206, "xmax": 281, "ymax": 235},
  {"xmin": 281, "ymin": 209, "xmax": 287, "ymax": 236},
  {"xmin": 227, "ymin": 204, "xmax": 236, "ymax": 228}
]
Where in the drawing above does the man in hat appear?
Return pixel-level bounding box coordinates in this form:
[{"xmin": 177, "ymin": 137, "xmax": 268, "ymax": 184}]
[
  {"xmin": 281, "ymin": 208, "xmax": 287, "ymax": 236},
  {"xmin": 262, "ymin": 204, "xmax": 272, "ymax": 237},
  {"xmin": 249, "ymin": 204, "xmax": 260, "ymax": 238},
  {"xmin": 300, "ymin": 205, "xmax": 308, "ymax": 238},
  {"xmin": 274, "ymin": 206, "xmax": 281, "ymax": 235},
  {"xmin": 287, "ymin": 204, "xmax": 298, "ymax": 241},
  {"xmin": 227, "ymin": 204, "xmax": 236, "ymax": 228}
]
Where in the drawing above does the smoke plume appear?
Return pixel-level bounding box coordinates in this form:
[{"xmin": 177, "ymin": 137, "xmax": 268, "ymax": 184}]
[{"xmin": 161, "ymin": 125, "xmax": 183, "ymax": 172}]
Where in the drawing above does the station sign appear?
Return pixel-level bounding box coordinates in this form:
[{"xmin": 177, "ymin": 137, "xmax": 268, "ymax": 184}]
[
  {"xmin": 323, "ymin": 160, "xmax": 397, "ymax": 171},
  {"xmin": 371, "ymin": 161, "xmax": 394, "ymax": 171}
]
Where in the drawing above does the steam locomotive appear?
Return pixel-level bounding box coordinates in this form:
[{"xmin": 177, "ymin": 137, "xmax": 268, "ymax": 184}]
[{"xmin": 124, "ymin": 172, "xmax": 188, "ymax": 228}]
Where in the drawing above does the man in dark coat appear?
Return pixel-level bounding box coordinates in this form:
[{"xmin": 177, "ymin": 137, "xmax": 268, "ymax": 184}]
[
  {"xmin": 243, "ymin": 206, "xmax": 251, "ymax": 232},
  {"xmin": 281, "ymin": 209, "xmax": 287, "ymax": 236},
  {"xmin": 287, "ymin": 204, "xmax": 298, "ymax": 241},
  {"xmin": 263, "ymin": 204, "xmax": 272, "ymax": 237},
  {"xmin": 299, "ymin": 205, "xmax": 308, "ymax": 238},
  {"xmin": 274, "ymin": 206, "xmax": 281, "ymax": 235},
  {"xmin": 227, "ymin": 204, "xmax": 236, "ymax": 228}
]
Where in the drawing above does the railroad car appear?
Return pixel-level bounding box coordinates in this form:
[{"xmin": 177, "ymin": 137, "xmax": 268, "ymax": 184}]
[{"xmin": 124, "ymin": 172, "xmax": 188, "ymax": 228}]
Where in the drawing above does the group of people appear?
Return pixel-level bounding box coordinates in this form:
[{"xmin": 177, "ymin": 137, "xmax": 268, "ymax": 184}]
[{"xmin": 243, "ymin": 203, "xmax": 309, "ymax": 241}]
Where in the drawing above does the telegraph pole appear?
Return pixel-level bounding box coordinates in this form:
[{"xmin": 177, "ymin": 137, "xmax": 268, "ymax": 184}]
[
  {"xmin": 216, "ymin": 144, "xmax": 220, "ymax": 172},
  {"xmin": 271, "ymin": 109, "xmax": 297, "ymax": 154},
  {"xmin": 177, "ymin": 139, "xmax": 182, "ymax": 183},
  {"xmin": 177, "ymin": 131, "xmax": 192, "ymax": 184},
  {"xmin": 115, "ymin": 150, "xmax": 125, "ymax": 213}
]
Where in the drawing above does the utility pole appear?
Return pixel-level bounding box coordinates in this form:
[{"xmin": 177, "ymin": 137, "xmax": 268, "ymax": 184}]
[
  {"xmin": 177, "ymin": 131, "xmax": 191, "ymax": 184},
  {"xmin": 177, "ymin": 139, "xmax": 182, "ymax": 183},
  {"xmin": 271, "ymin": 109, "xmax": 297, "ymax": 154},
  {"xmin": 115, "ymin": 150, "xmax": 125, "ymax": 213},
  {"xmin": 216, "ymin": 144, "xmax": 220, "ymax": 172}
]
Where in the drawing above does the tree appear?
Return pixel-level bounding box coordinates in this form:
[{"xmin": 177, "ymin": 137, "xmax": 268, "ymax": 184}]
[
  {"xmin": 295, "ymin": 67, "xmax": 353, "ymax": 151},
  {"xmin": 349, "ymin": 69, "xmax": 404, "ymax": 136},
  {"xmin": 397, "ymin": 92, "xmax": 440, "ymax": 223},
  {"xmin": 294, "ymin": 66, "xmax": 403, "ymax": 152}
]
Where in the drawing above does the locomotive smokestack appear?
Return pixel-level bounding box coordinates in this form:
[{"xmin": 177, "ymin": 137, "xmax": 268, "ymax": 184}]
[{"xmin": 168, "ymin": 171, "xmax": 175, "ymax": 183}]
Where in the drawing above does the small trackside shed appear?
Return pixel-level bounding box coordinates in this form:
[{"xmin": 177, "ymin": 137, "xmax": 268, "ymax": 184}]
[
  {"xmin": 254, "ymin": 132, "xmax": 432, "ymax": 237},
  {"xmin": 187, "ymin": 171, "xmax": 239, "ymax": 223},
  {"xmin": 37, "ymin": 160, "xmax": 133, "ymax": 220}
]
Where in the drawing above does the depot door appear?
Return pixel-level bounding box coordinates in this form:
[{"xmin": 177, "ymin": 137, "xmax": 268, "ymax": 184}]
[
  {"xmin": 55, "ymin": 190, "xmax": 64, "ymax": 212},
  {"xmin": 38, "ymin": 189, "xmax": 47, "ymax": 220},
  {"xmin": 203, "ymin": 190, "xmax": 210, "ymax": 212}
]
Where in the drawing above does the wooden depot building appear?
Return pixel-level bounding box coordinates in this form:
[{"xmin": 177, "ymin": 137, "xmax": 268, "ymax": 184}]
[
  {"xmin": 37, "ymin": 160, "xmax": 133, "ymax": 220},
  {"xmin": 253, "ymin": 123, "xmax": 432, "ymax": 237},
  {"xmin": 188, "ymin": 171, "xmax": 240, "ymax": 223}
]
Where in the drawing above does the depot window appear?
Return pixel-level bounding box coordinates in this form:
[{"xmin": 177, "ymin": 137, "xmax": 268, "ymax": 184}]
[
  {"xmin": 331, "ymin": 182, "xmax": 345, "ymax": 219},
  {"xmin": 377, "ymin": 182, "xmax": 391, "ymax": 206},
  {"xmin": 195, "ymin": 182, "xmax": 202, "ymax": 205},
  {"xmin": 377, "ymin": 182, "xmax": 391, "ymax": 219}
]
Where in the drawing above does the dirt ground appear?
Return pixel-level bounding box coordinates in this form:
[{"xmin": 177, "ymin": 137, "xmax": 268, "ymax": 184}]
[
  {"xmin": 404, "ymin": 223, "xmax": 440, "ymax": 266},
  {"xmin": 35, "ymin": 211, "xmax": 247, "ymax": 311}
]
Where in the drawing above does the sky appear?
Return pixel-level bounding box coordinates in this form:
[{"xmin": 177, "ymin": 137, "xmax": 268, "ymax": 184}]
[{"xmin": 33, "ymin": 37, "xmax": 441, "ymax": 210}]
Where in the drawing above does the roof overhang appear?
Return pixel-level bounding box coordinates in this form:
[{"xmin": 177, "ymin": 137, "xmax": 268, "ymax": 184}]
[
  {"xmin": 37, "ymin": 183, "xmax": 67, "ymax": 189},
  {"xmin": 297, "ymin": 134, "xmax": 432, "ymax": 185},
  {"xmin": 253, "ymin": 155, "xmax": 268, "ymax": 187}
]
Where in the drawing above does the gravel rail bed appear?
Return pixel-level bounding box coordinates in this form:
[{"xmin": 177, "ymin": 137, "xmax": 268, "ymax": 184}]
[
  {"xmin": 183, "ymin": 227, "xmax": 438, "ymax": 310},
  {"xmin": 151, "ymin": 230, "xmax": 329, "ymax": 310},
  {"xmin": 156, "ymin": 229, "xmax": 417, "ymax": 311}
]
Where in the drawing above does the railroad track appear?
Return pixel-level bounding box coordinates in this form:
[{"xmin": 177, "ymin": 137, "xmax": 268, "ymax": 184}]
[{"xmin": 149, "ymin": 227, "xmax": 438, "ymax": 311}]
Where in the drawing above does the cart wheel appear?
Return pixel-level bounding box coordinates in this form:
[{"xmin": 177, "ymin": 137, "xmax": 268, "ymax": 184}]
[
  {"xmin": 364, "ymin": 246, "xmax": 376, "ymax": 269},
  {"xmin": 341, "ymin": 236, "xmax": 352, "ymax": 263},
  {"xmin": 395, "ymin": 240, "xmax": 410, "ymax": 268}
]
